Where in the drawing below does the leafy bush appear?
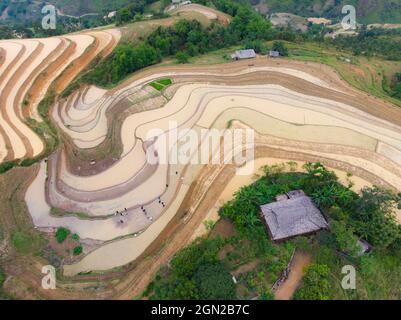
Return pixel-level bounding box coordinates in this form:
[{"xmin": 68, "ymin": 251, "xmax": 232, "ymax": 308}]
[
  {"xmin": 330, "ymin": 220, "xmax": 360, "ymax": 256},
  {"xmin": 71, "ymin": 233, "xmax": 80, "ymax": 241},
  {"xmin": 55, "ymin": 227, "xmax": 70, "ymax": 244},
  {"xmin": 243, "ymin": 39, "xmax": 266, "ymax": 54},
  {"xmin": 352, "ymin": 187, "xmax": 400, "ymax": 249},
  {"xmin": 294, "ymin": 264, "xmax": 331, "ymax": 300},
  {"xmin": 73, "ymin": 246, "xmax": 83, "ymax": 256},
  {"xmin": 175, "ymin": 52, "xmax": 190, "ymax": 64},
  {"xmin": 194, "ymin": 263, "xmax": 236, "ymax": 299},
  {"xmin": 272, "ymin": 41, "xmax": 289, "ymax": 56},
  {"xmin": 145, "ymin": 237, "xmax": 226, "ymax": 299},
  {"xmin": 0, "ymin": 160, "xmax": 19, "ymax": 174},
  {"xmin": 11, "ymin": 231, "xmax": 44, "ymax": 255}
]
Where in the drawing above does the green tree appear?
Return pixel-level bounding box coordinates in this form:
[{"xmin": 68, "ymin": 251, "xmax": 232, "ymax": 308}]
[
  {"xmin": 73, "ymin": 246, "xmax": 83, "ymax": 255},
  {"xmin": 330, "ymin": 220, "xmax": 360, "ymax": 256},
  {"xmin": 116, "ymin": 8, "xmax": 133, "ymax": 25},
  {"xmin": 175, "ymin": 52, "xmax": 190, "ymax": 64},
  {"xmin": 352, "ymin": 187, "xmax": 400, "ymax": 249},
  {"xmin": 243, "ymin": 40, "xmax": 265, "ymax": 54},
  {"xmin": 11, "ymin": 231, "xmax": 46, "ymax": 255},
  {"xmin": 55, "ymin": 227, "xmax": 70, "ymax": 244},
  {"xmin": 294, "ymin": 264, "xmax": 331, "ymax": 300},
  {"xmin": 194, "ymin": 263, "xmax": 236, "ymax": 300},
  {"xmin": 245, "ymin": 18, "xmax": 272, "ymax": 40},
  {"xmin": 272, "ymin": 41, "xmax": 289, "ymax": 56}
]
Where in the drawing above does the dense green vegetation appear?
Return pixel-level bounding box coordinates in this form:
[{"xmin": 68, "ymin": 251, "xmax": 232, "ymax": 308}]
[
  {"xmin": 114, "ymin": 0, "xmax": 164, "ymax": 25},
  {"xmin": 145, "ymin": 162, "xmax": 401, "ymax": 299},
  {"xmin": 55, "ymin": 227, "xmax": 71, "ymax": 244},
  {"xmin": 294, "ymin": 263, "xmax": 331, "ymax": 300},
  {"xmin": 11, "ymin": 231, "xmax": 46, "ymax": 256},
  {"xmin": 389, "ymin": 72, "xmax": 401, "ymax": 99},
  {"xmin": 73, "ymin": 245, "xmax": 83, "ymax": 256},
  {"xmin": 222, "ymin": 162, "xmax": 400, "ymax": 250},
  {"xmin": 0, "ymin": 160, "xmax": 19, "ymax": 174},
  {"xmin": 143, "ymin": 233, "xmax": 292, "ymax": 299},
  {"xmin": 0, "ymin": 24, "xmax": 34, "ymax": 39},
  {"xmin": 195, "ymin": 263, "xmax": 236, "ymax": 299},
  {"xmin": 83, "ymin": 43, "xmax": 159, "ymax": 86},
  {"xmin": 82, "ymin": 1, "xmax": 296, "ymax": 87},
  {"xmin": 71, "ymin": 233, "xmax": 80, "ymax": 241},
  {"xmin": 144, "ymin": 237, "xmax": 232, "ymax": 299},
  {"xmin": 271, "ymin": 40, "xmax": 289, "ymax": 56},
  {"xmin": 330, "ymin": 27, "xmax": 401, "ymax": 61}
]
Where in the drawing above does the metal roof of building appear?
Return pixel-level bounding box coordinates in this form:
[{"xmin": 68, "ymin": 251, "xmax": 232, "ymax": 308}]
[{"xmin": 232, "ymin": 49, "xmax": 256, "ymax": 59}]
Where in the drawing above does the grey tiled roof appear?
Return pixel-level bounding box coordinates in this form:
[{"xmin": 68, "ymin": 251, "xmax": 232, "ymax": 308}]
[{"xmin": 260, "ymin": 195, "xmax": 328, "ymax": 241}]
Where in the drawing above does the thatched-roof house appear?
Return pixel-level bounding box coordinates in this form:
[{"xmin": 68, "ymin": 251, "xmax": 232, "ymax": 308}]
[{"xmin": 260, "ymin": 191, "xmax": 328, "ymax": 241}]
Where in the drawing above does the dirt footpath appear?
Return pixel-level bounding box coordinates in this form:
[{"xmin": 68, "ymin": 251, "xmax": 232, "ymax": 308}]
[{"xmin": 275, "ymin": 251, "xmax": 312, "ymax": 300}]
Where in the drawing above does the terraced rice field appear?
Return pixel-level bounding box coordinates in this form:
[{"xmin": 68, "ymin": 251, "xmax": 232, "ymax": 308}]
[
  {"xmin": 20, "ymin": 57, "xmax": 401, "ymax": 276},
  {"xmin": 0, "ymin": 28, "xmax": 120, "ymax": 162},
  {"xmin": 169, "ymin": 3, "xmax": 231, "ymax": 26}
]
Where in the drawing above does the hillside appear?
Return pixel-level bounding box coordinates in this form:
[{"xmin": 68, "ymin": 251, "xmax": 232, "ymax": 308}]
[
  {"xmin": 0, "ymin": 0, "xmax": 137, "ymax": 25},
  {"xmin": 50, "ymin": 0, "xmax": 134, "ymax": 15},
  {"xmin": 252, "ymin": 0, "xmax": 401, "ymax": 24},
  {"xmin": 0, "ymin": 0, "xmax": 133, "ymax": 18},
  {"xmin": 0, "ymin": 0, "xmax": 400, "ymax": 303},
  {"xmin": 3, "ymin": 0, "xmax": 401, "ymax": 27}
]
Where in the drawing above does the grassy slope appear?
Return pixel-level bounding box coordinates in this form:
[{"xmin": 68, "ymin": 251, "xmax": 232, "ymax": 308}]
[
  {"xmin": 120, "ymin": 11, "xmax": 212, "ymax": 45},
  {"xmin": 282, "ymin": 41, "xmax": 401, "ymax": 108}
]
